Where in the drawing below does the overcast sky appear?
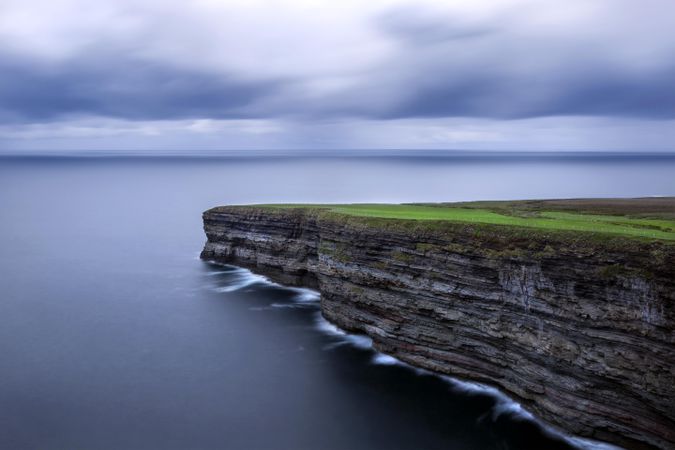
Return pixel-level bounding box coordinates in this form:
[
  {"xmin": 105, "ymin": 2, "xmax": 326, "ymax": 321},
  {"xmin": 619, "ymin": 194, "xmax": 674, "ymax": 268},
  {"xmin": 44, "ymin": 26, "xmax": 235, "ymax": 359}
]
[{"xmin": 1, "ymin": 0, "xmax": 675, "ymax": 152}]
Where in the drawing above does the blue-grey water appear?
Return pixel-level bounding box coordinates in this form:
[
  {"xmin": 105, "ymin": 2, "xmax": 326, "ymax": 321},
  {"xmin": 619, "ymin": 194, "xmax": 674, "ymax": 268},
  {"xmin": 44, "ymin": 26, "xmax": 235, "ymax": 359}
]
[{"xmin": 1, "ymin": 153, "xmax": 673, "ymax": 450}]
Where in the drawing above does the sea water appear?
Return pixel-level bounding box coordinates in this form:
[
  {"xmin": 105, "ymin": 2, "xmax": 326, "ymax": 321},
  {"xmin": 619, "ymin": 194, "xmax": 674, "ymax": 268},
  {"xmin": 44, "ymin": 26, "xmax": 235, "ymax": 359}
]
[{"xmin": 1, "ymin": 152, "xmax": 671, "ymax": 450}]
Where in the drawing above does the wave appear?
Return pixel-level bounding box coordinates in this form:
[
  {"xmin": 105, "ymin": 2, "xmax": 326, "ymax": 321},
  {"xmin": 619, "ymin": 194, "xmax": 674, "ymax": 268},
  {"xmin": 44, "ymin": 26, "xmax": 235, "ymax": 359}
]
[
  {"xmin": 204, "ymin": 270, "xmax": 238, "ymax": 276},
  {"xmin": 211, "ymin": 267, "xmax": 270, "ymax": 292},
  {"xmin": 372, "ymin": 353, "xmax": 399, "ymax": 365},
  {"xmin": 288, "ymin": 287, "xmax": 320, "ymax": 302},
  {"xmin": 566, "ymin": 438, "xmax": 623, "ymax": 450}
]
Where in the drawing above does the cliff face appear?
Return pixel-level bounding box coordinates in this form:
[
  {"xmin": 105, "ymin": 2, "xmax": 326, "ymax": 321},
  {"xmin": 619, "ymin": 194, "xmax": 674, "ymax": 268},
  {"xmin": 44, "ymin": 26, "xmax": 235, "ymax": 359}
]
[{"xmin": 200, "ymin": 207, "xmax": 675, "ymax": 450}]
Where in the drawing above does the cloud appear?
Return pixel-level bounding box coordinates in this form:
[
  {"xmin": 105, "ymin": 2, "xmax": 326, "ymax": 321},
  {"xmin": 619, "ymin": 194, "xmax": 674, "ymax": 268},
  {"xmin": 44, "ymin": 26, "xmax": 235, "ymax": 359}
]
[
  {"xmin": 349, "ymin": 1, "xmax": 675, "ymax": 119},
  {"xmin": 0, "ymin": 0, "xmax": 674, "ymax": 150},
  {"xmin": 372, "ymin": 61, "xmax": 675, "ymax": 120},
  {"xmin": 0, "ymin": 51, "xmax": 284, "ymax": 122}
]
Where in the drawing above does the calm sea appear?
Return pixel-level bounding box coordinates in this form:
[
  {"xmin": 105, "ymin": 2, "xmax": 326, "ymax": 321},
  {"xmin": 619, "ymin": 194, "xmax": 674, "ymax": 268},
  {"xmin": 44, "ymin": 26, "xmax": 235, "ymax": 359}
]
[{"xmin": 1, "ymin": 153, "xmax": 673, "ymax": 450}]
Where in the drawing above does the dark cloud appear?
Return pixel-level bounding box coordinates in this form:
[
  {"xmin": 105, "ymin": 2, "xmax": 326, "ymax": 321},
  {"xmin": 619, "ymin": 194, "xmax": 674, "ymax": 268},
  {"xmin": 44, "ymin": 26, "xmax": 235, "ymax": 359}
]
[
  {"xmin": 1, "ymin": 1, "xmax": 674, "ymax": 125},
  {"xmin": 366, "ymin": 7, "xmax": 675, "ymax": 120},
  {"xmin": 535, "ymin": 71, "xmax": 675, "ymax": 118},
  {"xmin": 376, "ymin": 66, "xmax": 675, "ymax": 120},
  {"xmin": 0, "ymin": 52, "xmax": 283, "ymax": 122}
]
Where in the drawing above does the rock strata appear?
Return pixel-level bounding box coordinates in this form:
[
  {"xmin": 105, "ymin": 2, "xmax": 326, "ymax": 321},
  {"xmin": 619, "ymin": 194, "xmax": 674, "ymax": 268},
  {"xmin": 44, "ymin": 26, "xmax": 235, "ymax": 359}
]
[{"xmin": 200, "ymin": 206, "xmax": 675, "ymax": 450}]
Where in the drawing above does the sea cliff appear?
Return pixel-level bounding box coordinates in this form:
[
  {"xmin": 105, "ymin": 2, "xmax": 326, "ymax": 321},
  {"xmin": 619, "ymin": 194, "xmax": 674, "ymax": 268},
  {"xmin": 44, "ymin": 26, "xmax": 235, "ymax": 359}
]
[{"xmin": 200, "ymin": 203, "xmax": 675, "ymax": 450}]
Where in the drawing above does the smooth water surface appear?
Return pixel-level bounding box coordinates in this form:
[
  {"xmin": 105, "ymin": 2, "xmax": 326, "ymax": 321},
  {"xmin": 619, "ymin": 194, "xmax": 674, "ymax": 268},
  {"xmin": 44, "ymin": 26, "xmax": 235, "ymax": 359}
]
[{"xmin": 1, "ymin": 154, "xmax": 673, "ymax": 450}]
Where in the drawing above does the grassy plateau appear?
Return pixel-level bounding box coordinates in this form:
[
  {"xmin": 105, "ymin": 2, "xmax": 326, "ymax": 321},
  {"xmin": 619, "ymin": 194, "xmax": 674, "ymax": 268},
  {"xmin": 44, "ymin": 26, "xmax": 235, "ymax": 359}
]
[{"xmin": 255, "ymin": 198, "xmax": 675, "ymax": 241}]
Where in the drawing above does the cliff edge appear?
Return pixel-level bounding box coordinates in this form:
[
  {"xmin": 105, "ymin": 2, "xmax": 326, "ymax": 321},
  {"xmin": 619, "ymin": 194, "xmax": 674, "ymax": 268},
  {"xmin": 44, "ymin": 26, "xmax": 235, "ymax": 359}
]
[{"xmin": 200, "ymin": 199, "xmax": 675, "ymax": 450}]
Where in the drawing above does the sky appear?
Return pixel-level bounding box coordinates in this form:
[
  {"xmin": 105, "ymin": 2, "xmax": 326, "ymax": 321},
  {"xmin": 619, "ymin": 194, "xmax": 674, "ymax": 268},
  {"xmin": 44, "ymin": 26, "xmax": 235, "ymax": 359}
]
[{"xmin": 1, "ymin": 0, "xmax": 675, "ymax": 152}]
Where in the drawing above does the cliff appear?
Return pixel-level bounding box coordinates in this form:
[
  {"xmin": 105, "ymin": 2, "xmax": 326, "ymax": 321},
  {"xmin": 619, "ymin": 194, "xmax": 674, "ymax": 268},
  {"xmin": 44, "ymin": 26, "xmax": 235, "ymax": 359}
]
[{"xmin": 200, "ymin": 204, "xmax": 675, "ymax": 450}]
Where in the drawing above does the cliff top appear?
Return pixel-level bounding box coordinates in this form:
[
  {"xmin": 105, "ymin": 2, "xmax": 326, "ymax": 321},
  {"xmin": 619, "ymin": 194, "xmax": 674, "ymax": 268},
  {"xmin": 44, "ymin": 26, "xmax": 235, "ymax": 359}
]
[{"xmin": 211, "ymin": 198, "xmax": 675, "ymax": 241}]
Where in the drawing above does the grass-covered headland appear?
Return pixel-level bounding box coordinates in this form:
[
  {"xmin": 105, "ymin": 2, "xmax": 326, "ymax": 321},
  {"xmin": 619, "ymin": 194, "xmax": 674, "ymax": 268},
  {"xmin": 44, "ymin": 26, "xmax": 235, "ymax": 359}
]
[{"xmin": 253, "ymin": 198, "xmax": 675, "ymax": 241}]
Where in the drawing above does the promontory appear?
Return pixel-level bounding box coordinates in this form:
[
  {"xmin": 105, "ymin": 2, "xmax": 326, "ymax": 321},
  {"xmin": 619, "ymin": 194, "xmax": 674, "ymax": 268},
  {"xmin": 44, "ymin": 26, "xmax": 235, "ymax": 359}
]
[{"xmin": 200, "ymin": 198, "xmax": 675, "ymax": 450}]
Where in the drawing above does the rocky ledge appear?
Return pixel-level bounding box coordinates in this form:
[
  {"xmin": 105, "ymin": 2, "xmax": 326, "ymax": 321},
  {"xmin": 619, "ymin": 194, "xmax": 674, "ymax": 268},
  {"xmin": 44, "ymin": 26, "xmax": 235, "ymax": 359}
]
[{"xmin": 200, "ymin": 205, "xmax": 675, "ymax": 450}]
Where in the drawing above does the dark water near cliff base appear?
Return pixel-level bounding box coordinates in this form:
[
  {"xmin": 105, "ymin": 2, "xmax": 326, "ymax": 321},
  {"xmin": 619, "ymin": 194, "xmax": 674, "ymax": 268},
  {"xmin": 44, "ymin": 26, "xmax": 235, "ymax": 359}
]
[{"xmin": 2, "ymin": 153, "xmax": 673, "ymax": 450}]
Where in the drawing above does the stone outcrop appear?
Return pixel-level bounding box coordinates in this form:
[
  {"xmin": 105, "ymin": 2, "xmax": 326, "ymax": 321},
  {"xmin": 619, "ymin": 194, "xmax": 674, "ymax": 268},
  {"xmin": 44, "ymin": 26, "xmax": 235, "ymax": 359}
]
[{"xmin": 200, "ymin": 206, "xmax": 675, "ymax": 450}]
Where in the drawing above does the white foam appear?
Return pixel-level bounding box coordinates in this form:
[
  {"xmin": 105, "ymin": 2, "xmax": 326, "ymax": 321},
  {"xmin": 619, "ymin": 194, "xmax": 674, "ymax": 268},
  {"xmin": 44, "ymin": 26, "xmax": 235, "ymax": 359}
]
[
  {"xmin": 372, "ymin": 353, "xmax": 400, "ymax": 365},
  {"xmin": 434, "ymin": 376, "xmax": 534, "ymax": 422},
  {"xmin": 313, "ymin": 312, "xmax": 378, "ymax": 351},
  {"xmin": 289, "ymin": 287, "xmax": 320, "ymax": 303},
  {"xmin": 205, "ymin": 270, "xmax": 235, "ymax": 276},
  {"xmin": 566, "ymin": 437, "xmax": 624, "ymax": 450},
  {"xmin": 212, "ymin": 269, "xmax": 269, "ymax": 292},
  {"xmin": 490, "ymin": 399, "xmax": 533, "ymax": 421},
  {"xmin": 344, "ymin": 334, "xmax": 373, "ymax": 349},
  {"xmin": 445, "ymin": 378, "xmax": 504, "ymax": 398},
  {"xmin": 314, "ymin": 312, "xmax": 346, "ymax": 336},
  {"xmin": 208, "ymin": 263, "xmax": 320, "ymax": 305}
]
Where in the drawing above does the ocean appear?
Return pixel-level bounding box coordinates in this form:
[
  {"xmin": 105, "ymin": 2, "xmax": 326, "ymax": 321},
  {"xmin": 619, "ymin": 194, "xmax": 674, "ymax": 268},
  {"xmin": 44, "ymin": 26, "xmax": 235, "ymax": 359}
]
[{"xmin": 1, "ymin": 152, "xmax": 673, "ymax": 450}]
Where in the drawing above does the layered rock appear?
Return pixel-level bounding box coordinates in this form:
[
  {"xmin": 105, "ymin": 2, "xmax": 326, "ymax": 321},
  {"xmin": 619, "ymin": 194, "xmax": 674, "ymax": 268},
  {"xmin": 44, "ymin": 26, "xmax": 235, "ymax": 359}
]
[{"xmin": 200, "ymin": 206, "xmax": 675, "ymax": 450}]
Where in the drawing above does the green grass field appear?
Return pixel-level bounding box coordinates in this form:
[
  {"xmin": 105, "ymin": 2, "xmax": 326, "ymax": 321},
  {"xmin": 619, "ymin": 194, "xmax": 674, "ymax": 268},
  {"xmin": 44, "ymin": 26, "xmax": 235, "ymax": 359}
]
[{"xmin": 257, "ymin": 199, "xmax": 675, "ymax": 241}]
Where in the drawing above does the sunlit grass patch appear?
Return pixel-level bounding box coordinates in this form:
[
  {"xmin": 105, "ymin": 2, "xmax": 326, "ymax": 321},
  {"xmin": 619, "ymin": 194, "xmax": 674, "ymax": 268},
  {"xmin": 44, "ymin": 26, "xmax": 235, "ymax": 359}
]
[{"xmin": 256, "ymin": 202, "xmax": 675, "ymax": 241}]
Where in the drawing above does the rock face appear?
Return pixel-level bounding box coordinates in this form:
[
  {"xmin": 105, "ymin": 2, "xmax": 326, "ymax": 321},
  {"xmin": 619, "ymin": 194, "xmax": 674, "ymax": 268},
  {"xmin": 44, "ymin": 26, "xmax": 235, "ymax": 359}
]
[{"xmin": 200, "ymin": 206, "xmax": 675, "ymax": 450}]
